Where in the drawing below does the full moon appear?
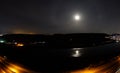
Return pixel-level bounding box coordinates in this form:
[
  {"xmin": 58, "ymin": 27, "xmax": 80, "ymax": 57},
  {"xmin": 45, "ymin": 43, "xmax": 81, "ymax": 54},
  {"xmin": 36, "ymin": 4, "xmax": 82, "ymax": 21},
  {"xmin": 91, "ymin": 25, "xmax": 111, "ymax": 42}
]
[{"xmin": 74, "ymin": 14, "xmax": 80, "ymax": 21}]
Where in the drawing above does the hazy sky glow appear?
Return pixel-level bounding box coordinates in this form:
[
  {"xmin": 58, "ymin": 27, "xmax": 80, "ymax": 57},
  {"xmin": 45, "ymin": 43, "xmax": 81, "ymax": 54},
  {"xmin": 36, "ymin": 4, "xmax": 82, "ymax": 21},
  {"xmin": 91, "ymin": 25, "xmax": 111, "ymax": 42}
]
[{"xmin": 0, "ymin": 0, "xmax": 120, "ymax": 34}]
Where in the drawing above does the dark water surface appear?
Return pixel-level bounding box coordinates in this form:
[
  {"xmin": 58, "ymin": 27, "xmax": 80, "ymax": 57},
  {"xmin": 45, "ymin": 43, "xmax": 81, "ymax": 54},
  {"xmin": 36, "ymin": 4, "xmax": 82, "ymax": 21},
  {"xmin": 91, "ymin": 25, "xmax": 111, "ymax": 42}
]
[{"xmin": 1, "ymin": 42, "xmax": 120, "ymax": 73}]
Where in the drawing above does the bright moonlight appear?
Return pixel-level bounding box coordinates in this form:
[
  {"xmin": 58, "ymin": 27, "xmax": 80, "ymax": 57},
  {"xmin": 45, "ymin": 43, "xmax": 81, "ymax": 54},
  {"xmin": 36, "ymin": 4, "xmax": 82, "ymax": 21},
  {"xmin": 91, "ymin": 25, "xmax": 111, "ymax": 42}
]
[{"xmin": 74, "ymin": 14, "xmax": 81, "ymax": 21}]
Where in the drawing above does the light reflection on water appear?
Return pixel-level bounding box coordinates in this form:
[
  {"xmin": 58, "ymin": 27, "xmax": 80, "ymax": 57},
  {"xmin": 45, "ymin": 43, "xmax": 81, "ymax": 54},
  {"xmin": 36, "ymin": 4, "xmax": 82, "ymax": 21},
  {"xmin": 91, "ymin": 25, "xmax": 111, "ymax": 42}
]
[{"xmin": 71, "ymin": 48, "xmax": 83, "ymax": 57}]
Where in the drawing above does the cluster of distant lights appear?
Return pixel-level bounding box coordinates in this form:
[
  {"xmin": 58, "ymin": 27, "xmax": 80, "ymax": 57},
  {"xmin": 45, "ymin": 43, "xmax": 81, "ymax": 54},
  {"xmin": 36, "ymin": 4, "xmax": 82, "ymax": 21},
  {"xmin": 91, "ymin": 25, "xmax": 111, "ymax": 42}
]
[
  {"xmin": 14, "ymin": 42, "xmax": 24, "ymax": 47},
  {"xmin": 0, "ymin": 40, "xmax": 5, "ymax": 43},
  {"xmin": 110, "ymin": 35, "xmax": 120, "ymax": 43},
  {"xmin": 0, "ymin": 33, "xmax": 46, "ymax": 47},
  {"xmin": 0, "ymin": 39, "xmax": 24, "ymax": 47},
  {"xmin": 0, "ymin": 40, "xmax": 46, "ymax": 47}
]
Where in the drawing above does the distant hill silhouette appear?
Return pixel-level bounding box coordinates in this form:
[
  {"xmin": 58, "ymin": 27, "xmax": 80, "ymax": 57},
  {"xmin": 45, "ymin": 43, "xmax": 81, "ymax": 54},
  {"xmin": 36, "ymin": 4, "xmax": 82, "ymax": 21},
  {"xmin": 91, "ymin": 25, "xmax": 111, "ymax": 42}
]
[{"xmin": 0, "ymin": 33, "xmax": 115, "ymax": 48}]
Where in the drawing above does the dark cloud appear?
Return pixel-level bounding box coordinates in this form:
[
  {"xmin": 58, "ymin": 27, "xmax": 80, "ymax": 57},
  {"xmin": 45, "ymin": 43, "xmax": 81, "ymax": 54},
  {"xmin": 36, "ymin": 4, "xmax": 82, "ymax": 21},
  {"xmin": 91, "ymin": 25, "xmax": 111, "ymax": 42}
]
[{"xmin": 0, "ymin": 0, "xmax": 120, "ymax": 34}]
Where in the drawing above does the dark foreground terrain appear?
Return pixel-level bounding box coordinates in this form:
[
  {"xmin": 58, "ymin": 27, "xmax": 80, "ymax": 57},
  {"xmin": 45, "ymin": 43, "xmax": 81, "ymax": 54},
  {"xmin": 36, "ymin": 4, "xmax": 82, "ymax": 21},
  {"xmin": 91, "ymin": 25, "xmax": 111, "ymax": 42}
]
[{"xmin": 0, "ymin": 33, "xmax": 119, "ymax": 73}]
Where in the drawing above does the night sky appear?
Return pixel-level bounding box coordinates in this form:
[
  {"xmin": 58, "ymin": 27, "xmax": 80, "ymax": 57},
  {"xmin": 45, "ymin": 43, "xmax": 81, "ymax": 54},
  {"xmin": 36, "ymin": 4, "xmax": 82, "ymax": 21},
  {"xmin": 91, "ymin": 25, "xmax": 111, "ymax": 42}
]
[{"xmin": 0, "ymin": 0, "xmax": 120, "ymax": 34}]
